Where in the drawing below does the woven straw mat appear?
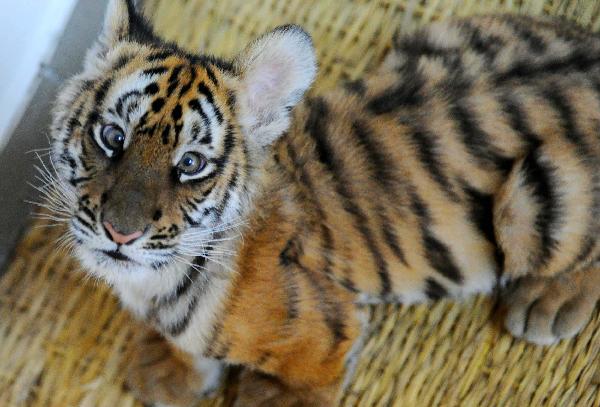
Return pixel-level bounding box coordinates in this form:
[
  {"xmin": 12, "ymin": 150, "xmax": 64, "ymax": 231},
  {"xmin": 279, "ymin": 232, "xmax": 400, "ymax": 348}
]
[{"xmin": 2, "ymin": 0, "xmax": 600, "ymax": 406}]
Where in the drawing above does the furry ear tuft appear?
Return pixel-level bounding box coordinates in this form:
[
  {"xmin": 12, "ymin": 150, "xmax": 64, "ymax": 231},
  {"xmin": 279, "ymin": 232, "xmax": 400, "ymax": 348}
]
[
  {"xmin": 233, "ymin": 25, "xmax": 317, "ymax": 147},
  {"xmin": 100, "ymin": 0, "xmax": 132, "ymax": 46},
  {"xmin": 84, "ymin": 0, "xmax": 159, "ymax": 71},
  {"xmin": 99, "ymin": 0, "xmax": 158, "ymax": 48}
]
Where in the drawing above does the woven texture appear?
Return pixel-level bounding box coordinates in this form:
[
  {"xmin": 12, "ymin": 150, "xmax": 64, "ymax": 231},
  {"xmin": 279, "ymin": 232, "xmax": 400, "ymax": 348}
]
[{"xmin": 2, "ymin": 0, "xmax": 600, "ymax": 405}]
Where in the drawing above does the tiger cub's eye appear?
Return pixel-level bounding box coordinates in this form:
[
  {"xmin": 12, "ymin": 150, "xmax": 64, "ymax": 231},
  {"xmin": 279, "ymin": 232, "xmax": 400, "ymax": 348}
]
[
  {"xmin": 177, "ymin": 152, "xmax": 207, "ymax": 176},
  {"xmin": 100, "ymin": 124, "xmax": 126, "ymax": 153}
]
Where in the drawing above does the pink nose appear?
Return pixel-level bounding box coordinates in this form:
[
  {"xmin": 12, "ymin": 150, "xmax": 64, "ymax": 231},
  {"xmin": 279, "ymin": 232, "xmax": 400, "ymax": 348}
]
[{"xmin": 103, "ymin": 221, "xmax": 143, "ymax": 245}]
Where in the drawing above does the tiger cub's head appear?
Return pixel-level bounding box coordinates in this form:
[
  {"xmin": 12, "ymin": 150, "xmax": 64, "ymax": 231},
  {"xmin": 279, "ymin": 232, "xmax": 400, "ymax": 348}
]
[{"xmin": 48, "ymin": 0, "xmax": 316, "ymax": 283}]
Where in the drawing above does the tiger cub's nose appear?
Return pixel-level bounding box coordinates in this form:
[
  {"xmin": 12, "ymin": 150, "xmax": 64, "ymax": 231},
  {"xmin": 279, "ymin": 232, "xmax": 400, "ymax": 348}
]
[{"xmin": 103, "ymin": 221, "xmax": 143, "ymax": 245}]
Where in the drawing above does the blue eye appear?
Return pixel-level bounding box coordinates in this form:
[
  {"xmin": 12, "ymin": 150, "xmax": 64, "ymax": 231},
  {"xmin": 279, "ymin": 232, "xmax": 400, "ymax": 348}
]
[
  {"xmin": 177, "ymin": 152, "xmax": 207, "ymax": 177},
  {"xmin": 100, "ymin": 124, "xmax": 126, "ymax": 154}
]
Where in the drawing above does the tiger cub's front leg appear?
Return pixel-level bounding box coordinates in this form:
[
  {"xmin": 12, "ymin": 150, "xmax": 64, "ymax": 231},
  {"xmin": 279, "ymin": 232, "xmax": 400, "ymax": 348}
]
[{"xmin": 125, "ymin": 326, "xmax": 225, "ymax": 406}]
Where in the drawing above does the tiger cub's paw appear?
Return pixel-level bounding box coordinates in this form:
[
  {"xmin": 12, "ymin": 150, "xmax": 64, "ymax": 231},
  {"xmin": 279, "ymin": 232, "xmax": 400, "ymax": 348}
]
[
  {"xmin": 125, "ymin": 329, "xmax": 223, "ymax": 407},
  {"xmin": 503, "ymin": 268, "xmax": 599, "ymax": 345},
  {"xmin": 232, "ymin": 369, "xmax": 337, "ymax": 407}
]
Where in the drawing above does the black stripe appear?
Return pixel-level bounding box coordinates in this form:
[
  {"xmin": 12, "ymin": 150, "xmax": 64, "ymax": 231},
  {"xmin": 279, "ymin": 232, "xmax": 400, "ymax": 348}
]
[
  {"xmin": 205, "ymin": 65, "xmax": 219, "ymax": 86},
  {"xmin": 147, "ymin": 51, "xmax": 174, "ymax": 62},
  {"xmin": 499, "ymin": 93, "xmax": 541, "ymax": 148},
  {"xmin": 198, "ymin": 82, "xmax": 224, "ymax": 124},
  {"xmin": 70, "ymin": 176, "xmax": 92, "ymax": 186},
  {"xmin": 112, "ymin": 53, "xmax": 133, "ymax": 70},
  {"xmin": 214, "ymin": 124, "xmax": 236, "ymax": 170},
  {"xmin": 305, "ymin": 98, "xmax": 392, "ymax": 296},
  {"xmin": 74, "ymin": 215, "xmax": 95, "ymax": 233},
  {"xmin": 285, "ymin": 141, "xmax": 359, "ymax": 293},
  {"xmin": 156, "ymin": 263, "xmax": 203, "ymax": 307},
  {"xmin": 521, "ymin": 149, "xmax": 561, "ymax": 267},
  {"xmin": 79, "ymin": 203, "xmax": 96, "ymax": 223},
  {"xmin": 543, "ymin": 86, "xmax": 599, "ymax": 271},
  {"xmin": 410, "ymin": 190, "xmax": 463, "ymax": 283},
  {"xmin": 502, "ymin": 18, "xmax": 547, "ymax": 54},
  {"xmin": 423, "ymin": 234, "xmax": 463, "ymax": 283},
  {"xmin": 343, "ymin": 79, "xmax": 366, "ymax": 96},
  {"xmin": 279, "ymin": 235, "xmax": 347, "ymax": 346},
  {"xmin": 449, "ymin": 96, "xmax": 513, "ymax": 174},
  {"xmin": 278, "ymin": 239, "xmax": 302, "ymax": 320},
  {"xmin": 179, "ymin": 68, "xmax": 197, "ymax": 97},
  {"xmin": 144, "ymin": 83, "xmax": 159, "ymax": 95},
  {"xmin": 171, "ymin": 104, "xmax": 183, "ymax": 121},
  {"xmin": 350, "ymin": 120, "xmax": 409, "ymax": 265},
  {"xmin": 424, "ymin": 277, "xmax": 448, "ymax": 300},
  {"xmin": 380, "ymin": 210, "xmax": 409, "ymax": 266},
  {"xmin": 173, "ymin": 124, "xmax": 183, "ymax": 147},
  {"xmin": 197, "ymin": 82, "xmax": 215, "ymax": 104},
  {"xmin": 462, "ymin": 184, "xmax": 504, "ymax": 273},
  {"xmin": 152, "ymin": 98, "xmax": 165, "ymax": 113},
  {"xmin": 168, "ymin": 65, "xmax": 183, "ymax": 84},
  {"xmin": 115, "ymin": 90, "xmax": 142, "ymax": 117},
  {"xmin": 460, "ymin": 22, "xmax": 503, "ymax": 64},
  {"xmin": 188, "ymin": 99, "xmax": 212, "ymax": 141},
  {"xmin": 367, "ymin": 61, "xmax": 424, "ymax": 114},
  {"xmin": 166, "ymin": 65, "xmax": 183, "ymax": 96},
  {"xmin": 165, "ymin": 295, "xmax": 199, "ymax": 336},
  {"xmin": 161, "ymin": 124, "xmax": 171, "ymax": 145},
  {"xmin": 405, "ymin": 126, "xmax": 459, "ymax": 201},
  {"xmin": 495, "ymin": 52, "xmax": 600, "ymax": 83},
  {"xmin": 542, "ymin": 87, "xmax": 590, "ymax": 152},
  {"xmin": 94, "ymin": 78, "xmax": 113, "ymax": 106},
  {"xmin": 142, "ymin": 66, "xmax": 168, "ymax": 76},
  {"xmin": 351, "ymin": 120, "xmax": 400, "ymax": 193},
  {"xmin": 182, "ymin": 210, "xmax": 200, "ymax": 227}
]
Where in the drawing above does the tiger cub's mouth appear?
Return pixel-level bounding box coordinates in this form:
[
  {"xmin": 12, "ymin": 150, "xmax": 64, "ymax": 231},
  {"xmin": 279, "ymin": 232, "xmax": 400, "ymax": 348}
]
[{"xmin": 99, "ymin": 249, "xmax": 132, "ymax": 262}]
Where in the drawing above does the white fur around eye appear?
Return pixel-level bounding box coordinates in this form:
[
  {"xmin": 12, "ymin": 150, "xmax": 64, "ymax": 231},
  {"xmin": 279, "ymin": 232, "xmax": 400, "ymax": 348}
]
[
  {"xmin": 173, "ymin": 150, "xmax": 213, "ymax": 183},
  {"xmin": 93, "ymin": 126, "xmax": 117, "ymax": 158}
]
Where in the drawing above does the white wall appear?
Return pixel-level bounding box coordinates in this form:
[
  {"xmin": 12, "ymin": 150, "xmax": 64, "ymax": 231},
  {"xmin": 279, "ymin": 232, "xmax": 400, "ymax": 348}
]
[{"xmin": 0, "ymin": 0, "xmax": 78, "ymax": 150}]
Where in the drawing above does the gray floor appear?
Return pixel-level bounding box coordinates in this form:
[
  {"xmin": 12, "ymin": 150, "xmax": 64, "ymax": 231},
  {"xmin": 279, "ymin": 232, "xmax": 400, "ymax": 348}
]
[{"xmin": 0, "ymin": 0, "xmax": 108, "ymax": 271}]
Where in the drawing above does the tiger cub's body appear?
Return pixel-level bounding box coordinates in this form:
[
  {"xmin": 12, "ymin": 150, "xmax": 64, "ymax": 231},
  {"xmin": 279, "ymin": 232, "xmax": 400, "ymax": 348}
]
[{"xmin": 48, "ymin": 1, "xmax": 599, "ymax": 405}]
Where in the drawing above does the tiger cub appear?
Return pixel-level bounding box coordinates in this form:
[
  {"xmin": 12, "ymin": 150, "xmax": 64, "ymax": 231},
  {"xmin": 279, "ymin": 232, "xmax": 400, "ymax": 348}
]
[{"xmin": 47, "ymin": 0, "xmax": 600, "ymax": 405}]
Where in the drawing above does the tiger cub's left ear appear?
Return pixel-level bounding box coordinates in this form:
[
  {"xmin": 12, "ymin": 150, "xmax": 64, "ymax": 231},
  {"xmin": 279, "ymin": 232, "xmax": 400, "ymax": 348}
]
[{"xmin": 232, "ymin": 25, "xmax": 317, "ymax": 147}]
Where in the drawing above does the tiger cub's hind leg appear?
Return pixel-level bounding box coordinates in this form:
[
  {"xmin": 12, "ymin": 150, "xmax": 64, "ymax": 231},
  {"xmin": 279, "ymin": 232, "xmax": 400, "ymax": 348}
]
[{"xmin": 494, "ymin": 146, "xmax": 599, "ymax": 344}]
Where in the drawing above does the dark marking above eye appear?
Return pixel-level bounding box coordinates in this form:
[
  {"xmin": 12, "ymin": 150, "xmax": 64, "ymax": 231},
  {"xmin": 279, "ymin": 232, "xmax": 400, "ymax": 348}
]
[
  {"xmin": 171, "ymin": 104, "xmax": 182, "ymax": 121},
  {"xmin": 113, "ymin": 54, "xmax": 133, "ymax": 70},
  {"xmin": 161, "ymin": 124, "xmax": 171, "ymax": 145},
  {"xmin": 142, "ymin": 66, "xmax": 168, "ymax": 76},
  {"xmin": 200, "ymin": 135, "xmax": 212, "ymax": 144},
  {"xmin": 115, "ymin": 90, "xmax": 142, "ymax": 116},
  {"xmin": 147, "ymin": 51, "xmax": 174, "ymax": 62},
  {"xmin": 144, "ymin": 83, "xmax": 160, "ymax": 95},
  {"xmin": 153, "ymin": 209, "xmax": 163, "ymax": 221},
  {"xmin": 197, "ymin": 82, "xmax": 215, "ymax": 105},
  {"xmin": 205, "ymin": 65, "xmax": 219, "ymax": 86},
  {"xmin": 174, "ymin": 124, "xmax": 183, "ymax": 147},
  {"xmin": 168, "ymin": 66, "xmax": 184, "ymax": 83},
  {"xmin": 152, "ymin": 98, "xmax": 165, "ymax": 113},
  {"xmin": 101, "ymin": 192, "xmax": 108, "ymax": 205}
]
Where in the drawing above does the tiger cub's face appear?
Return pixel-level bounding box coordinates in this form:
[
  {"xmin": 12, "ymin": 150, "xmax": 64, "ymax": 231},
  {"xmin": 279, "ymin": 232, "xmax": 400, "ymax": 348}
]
[{"xmin": 48, "ymin": 0, "xmax": 315, "ymax": 284}]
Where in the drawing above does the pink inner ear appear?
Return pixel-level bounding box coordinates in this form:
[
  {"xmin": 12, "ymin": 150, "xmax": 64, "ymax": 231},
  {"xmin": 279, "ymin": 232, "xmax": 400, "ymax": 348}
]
[{"xmin": 247, "ymin": 62, "xmax": 287, "ymax": 106}]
